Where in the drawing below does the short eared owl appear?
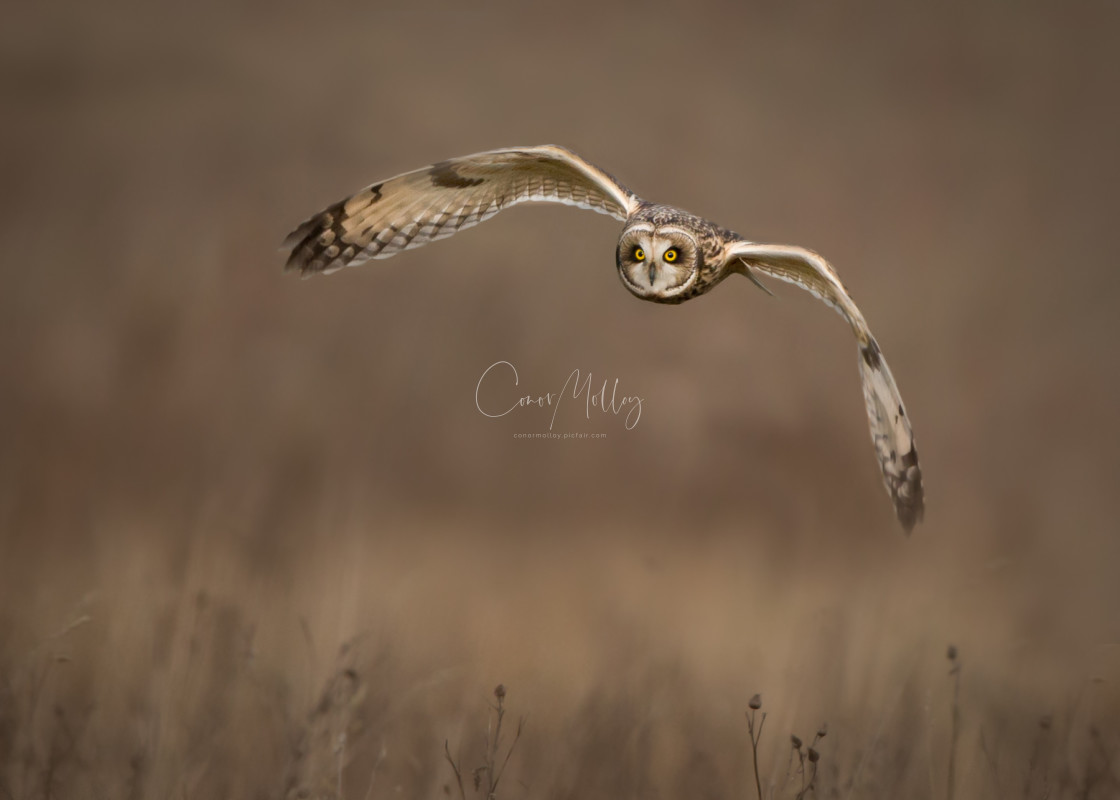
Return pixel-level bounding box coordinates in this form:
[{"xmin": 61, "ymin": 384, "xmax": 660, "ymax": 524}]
[{"xmin": 283, "ymin": 145, "xmax": 924, "ymax": 531}]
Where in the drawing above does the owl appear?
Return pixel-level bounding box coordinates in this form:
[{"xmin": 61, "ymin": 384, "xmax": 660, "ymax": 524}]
[{"xmin": 283, "ymin": 145, "xmax": 924, "ymax": 532}]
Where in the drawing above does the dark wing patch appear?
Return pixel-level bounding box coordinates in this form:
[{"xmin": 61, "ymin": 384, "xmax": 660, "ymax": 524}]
[
  {"xmin": 428, "ymin": 162, "xmax": 485, "ymax": 189},
  {"xmin": 861, "ymin": 338, "xmax": 882, "ymax": 369}
]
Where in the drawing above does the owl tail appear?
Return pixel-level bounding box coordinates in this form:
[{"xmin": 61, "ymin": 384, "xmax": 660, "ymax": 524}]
[{"xmin": 857, "ymin": 338, "xmax": 925, "ymax": 532}]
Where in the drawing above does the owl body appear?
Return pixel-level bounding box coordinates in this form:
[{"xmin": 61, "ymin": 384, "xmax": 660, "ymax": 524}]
[{"xmin": 283, "ymin": 145, "xmax": 925, "ymax": 533}]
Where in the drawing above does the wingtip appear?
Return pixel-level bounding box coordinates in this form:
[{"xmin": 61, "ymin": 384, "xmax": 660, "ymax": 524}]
[
  {"xmin": 898, "ymin": 503, "xmax": 925, "ymax": 535},
  {"xmin": 283, "ymin": 250, "xmax": 329, "ymax": 278},
  {"xmin": 281, "ymin": 211, "xmax": 338, "ymax": 276},
  {"xmin": 281, "ymin": 229, "xmax": 304, "ymax": 251},
  {"xmin": 281, "ymin": 221, "xmax": 314, "ymax": 274},
  {"xmin": 281, "ymin": 239, "xmax": 312, "ymax": 275}
]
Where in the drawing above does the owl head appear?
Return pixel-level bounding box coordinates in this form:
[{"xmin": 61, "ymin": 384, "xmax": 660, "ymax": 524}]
[{"xmin": 616, "ymin": 223, "xmax": 702, "ymax": 302}]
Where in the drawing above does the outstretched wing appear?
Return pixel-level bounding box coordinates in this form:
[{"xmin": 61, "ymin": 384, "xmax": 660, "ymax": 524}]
[
  {"xmin": 283, "ymin": 145, "xmax": 640, "ymax": 275},
  {"xmin": 725, "ymin": 241, "xmax": 925, "ymax": 532}
]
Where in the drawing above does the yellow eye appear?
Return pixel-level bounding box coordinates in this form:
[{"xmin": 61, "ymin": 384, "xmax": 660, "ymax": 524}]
[
  {"xmin": 634, "ymin": 247, "xmax": 645, "ymax": 261},
  {"xmin": 664, "ymin": 248, "xmax": 678, "ymax": 262}
]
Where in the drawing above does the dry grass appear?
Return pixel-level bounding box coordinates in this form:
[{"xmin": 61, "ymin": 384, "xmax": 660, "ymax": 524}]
[{"xmin": 1, "ymin": 516, "xmax": 1117, "ymax": 799}]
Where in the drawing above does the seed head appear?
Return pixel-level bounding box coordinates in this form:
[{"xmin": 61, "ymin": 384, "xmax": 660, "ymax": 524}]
[
  {"xmin": 816, "ymin": 723, "xmax": 828, "ymax": 739},
  {"xmin": 494, "ymin": 684, "xmax": 506, "ymax": 700},
  {"xmin": 748, "ymin": 693, "xmax": 762, "ymax": 710},
  {"xmin": 808, "ymin": 747, "xmax": 820, "ymax": 763},
  {"xmin": 946, "ymin": 644, "xmax": 958, "ymax": 661},
  {"xmin": 791, "ymin": 734, "xmax": 803, "ymax": 749}
]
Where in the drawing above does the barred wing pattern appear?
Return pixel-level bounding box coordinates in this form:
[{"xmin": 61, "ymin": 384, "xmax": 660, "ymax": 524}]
[
  {"xmin": 284, "ymin": 145, "xmax": 639, "ymax": 275},
  {"xmin": 726, "ymin": 242, "xmax": 925, "ymax": 531}
]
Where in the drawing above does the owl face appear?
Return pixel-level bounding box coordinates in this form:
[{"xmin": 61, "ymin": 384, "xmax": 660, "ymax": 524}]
[{"xmin": 615, "ymin": 224, "xmax": 701, "ymax": 302}]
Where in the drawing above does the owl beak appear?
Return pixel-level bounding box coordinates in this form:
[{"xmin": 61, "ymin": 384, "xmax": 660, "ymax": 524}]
[{"xmin": 648, "ymin": 262, "xmax": 657, "ymax": 286}]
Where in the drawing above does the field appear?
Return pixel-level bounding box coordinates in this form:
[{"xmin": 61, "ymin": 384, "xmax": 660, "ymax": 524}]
[{"xmin": 2, "ymin": 2, "xmax": 1119, "ymax": 798}]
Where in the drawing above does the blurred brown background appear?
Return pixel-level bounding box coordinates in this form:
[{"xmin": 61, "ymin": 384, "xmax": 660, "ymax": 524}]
[{"xmin": 2, "ymin": 1, "xmax": 1119, "ymax": 798}]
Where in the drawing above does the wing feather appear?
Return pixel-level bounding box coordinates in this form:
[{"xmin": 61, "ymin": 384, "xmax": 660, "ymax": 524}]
[
  {"xmin": 726, "ymin": 241, "xmax": 925, "ymax": 532},
  {"xmin": 284, "ymin": 145, "xmax": 639, "ymax": 274}
]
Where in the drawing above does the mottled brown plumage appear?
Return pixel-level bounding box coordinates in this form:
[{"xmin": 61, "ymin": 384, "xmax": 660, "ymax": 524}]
[{"xmin": 283, "ymin": 145, "xmax": 924, "ymax": 532}]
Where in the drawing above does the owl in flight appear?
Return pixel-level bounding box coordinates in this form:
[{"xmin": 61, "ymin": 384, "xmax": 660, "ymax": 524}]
[{"xmin": 283, "ymin": 145, "xmax": 924, "ymax": 532}]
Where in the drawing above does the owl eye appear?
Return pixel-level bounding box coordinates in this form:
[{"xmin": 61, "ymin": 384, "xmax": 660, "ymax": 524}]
[
  {"xmin": 664, "ymin": 248, "xmax": 679, "ymax": 262},
  {"xmin": 634, "ymin": 247, "xmax": 646, "ymax": 261}
]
